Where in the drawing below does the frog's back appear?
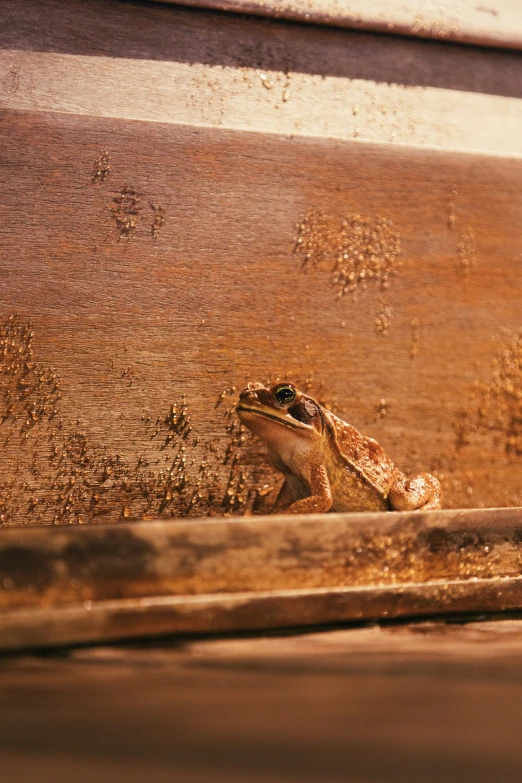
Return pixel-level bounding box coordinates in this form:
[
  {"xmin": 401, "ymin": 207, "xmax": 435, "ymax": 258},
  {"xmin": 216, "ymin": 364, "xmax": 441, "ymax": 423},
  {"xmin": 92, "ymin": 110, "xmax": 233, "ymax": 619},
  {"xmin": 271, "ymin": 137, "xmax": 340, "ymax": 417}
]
[{"xmin": 324, "ymin": 411, "xmax": 394, "ymax": 512}]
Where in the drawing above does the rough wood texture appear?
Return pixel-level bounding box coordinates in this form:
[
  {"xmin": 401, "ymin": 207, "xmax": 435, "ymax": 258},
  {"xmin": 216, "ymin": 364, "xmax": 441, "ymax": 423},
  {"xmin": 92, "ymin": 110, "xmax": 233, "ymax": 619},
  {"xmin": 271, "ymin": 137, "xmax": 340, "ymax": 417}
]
[
  {"xmin": 1, "ymin": 508, "xmax": 522, "ymax": 648},
  {"xmin": 1, "ymin": 109, "xmax": 522, "ymax": 522},
  {"xmin": 4, "ymin": 619, "xmax": 522, "ymax": 782},
  {"xmin": 2, "ymin": 0, "xmax": 522, "ymax": 150},
  {"xmin": 156, "ymin": 0, "xmax": 522, "ymax": 51},
  {"xmin": 1, "ymin": 0, "xmax": 522, "ymax": 524},
  {"xmin": 5, "ymin": 576, "xmax": 522, "ymax": 650}
]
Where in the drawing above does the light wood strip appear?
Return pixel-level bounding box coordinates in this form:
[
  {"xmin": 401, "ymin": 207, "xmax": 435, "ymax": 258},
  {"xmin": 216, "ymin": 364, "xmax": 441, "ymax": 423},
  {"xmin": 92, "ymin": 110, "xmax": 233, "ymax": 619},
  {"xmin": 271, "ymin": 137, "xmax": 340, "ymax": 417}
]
[{"xmin": 2, "ymin": 49, "xmax": 522, "ymax": 155}]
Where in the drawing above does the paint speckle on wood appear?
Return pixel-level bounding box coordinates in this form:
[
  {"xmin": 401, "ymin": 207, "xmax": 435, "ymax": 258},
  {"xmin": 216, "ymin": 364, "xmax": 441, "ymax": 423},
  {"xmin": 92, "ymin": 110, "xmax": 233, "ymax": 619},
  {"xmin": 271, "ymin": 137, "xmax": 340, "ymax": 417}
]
[
  {"xmin": 149, "ymin": 203, "xmax": 165, "ymax": 239},
  {"xmin": 108, "ymin": 186, "xmax": 141, "ymax": 241},
  {"xmin": 3, "ymin": 65, "xmax": 20, "ymax": 95},
  {"xmin": 0, "ymin": 315, "xmax": 61, "ymax": 436},
  {"xmin": 91, "ymin": 150, "xmax": 111, "ymax": 185},
  {"xmin": 294, "ymin": 210, "xmax": 402, "ymax": 300},
  {"xmin": 0, "ymin": 316, "xmax": 278, "ymax": 525},
  {"xmin": 410, "ymin": 319, "xmax": 420, "ymax": 359},
  {"xmin": 476, "ymin": 330, "xmax": 522, "ymax": 457},
  {"xmin": 456, "ymin": 227, "xmax": 476, "ymax": 275},
  {"xmin": 374, "ymin": 300, "xmax": 393, "ymax": 336},
  {"xmin": 447, "ymin": 330, "xmax": 522, "ymax": 508},
  {"xmin": 106, "ymin": 186, "xmax": 165, "ymax": 241}
]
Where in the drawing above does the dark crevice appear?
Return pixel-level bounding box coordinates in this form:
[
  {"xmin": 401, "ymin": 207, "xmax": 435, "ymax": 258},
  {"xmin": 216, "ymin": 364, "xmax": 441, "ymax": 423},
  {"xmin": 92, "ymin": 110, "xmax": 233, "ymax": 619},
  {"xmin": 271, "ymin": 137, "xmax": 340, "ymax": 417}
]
[{"xmin": 2, "ymin": 0, "xmax": 522, "ymax": 98}]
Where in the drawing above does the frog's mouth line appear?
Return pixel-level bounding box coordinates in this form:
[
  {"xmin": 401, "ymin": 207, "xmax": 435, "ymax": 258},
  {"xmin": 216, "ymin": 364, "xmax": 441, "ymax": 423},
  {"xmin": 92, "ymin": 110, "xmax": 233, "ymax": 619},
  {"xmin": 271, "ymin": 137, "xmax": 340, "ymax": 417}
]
[{"xmin": 236, "ymin": 404, "xmax": 313, "ymax": 432}]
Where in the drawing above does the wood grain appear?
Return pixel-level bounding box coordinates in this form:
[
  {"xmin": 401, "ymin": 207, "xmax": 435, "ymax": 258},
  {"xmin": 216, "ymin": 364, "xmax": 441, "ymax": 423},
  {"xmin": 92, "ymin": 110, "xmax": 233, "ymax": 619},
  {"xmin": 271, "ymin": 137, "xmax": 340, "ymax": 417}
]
[
  {"xmin": 4, "ymin": 619, "xmax": 522, "ymax": 782},
  {"xmin": 1, "ymin": 0, "xmax": 522, "ymax": 524},
  {"xmin": 1, "ymin": 105, "xmax": 522, "ymax": 522},
  {"xmin": 0, "ymin": 508, "xmax": 522, "ymax": 648}
]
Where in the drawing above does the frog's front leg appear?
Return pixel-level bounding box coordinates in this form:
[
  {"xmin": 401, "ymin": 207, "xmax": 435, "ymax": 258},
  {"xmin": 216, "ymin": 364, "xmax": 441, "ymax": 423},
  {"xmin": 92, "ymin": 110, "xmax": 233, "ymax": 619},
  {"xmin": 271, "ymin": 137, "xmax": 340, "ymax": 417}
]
[
  {"xmin": 283, "ymin": 464, "xmax": 333, "ymax": 515},
  {"xmin": 272, "ymin": 478, "xmax": 297, "ymax": 513},
  {"xmin": 388, "ymin": 470, "xmax": 442, "ymax": 511}
]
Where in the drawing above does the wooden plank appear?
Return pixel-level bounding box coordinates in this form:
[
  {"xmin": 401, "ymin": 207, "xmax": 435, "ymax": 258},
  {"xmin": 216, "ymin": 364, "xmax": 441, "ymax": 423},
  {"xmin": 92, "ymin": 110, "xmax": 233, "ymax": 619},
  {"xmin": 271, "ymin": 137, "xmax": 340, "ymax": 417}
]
[
  {"xmin": 4, "ymin": 619, "xmax": 522, "ymax": 783},
  {"xmin": 3, "ymin": 0, "xmax": 522, "ymax": 67},
  {"xmin": 5, "ymin": 619, "xmax": 522, "ymax": 783},
  {"xmin": 0, "ymin": 508, "xmax": 522, "ymax": 648},
  {"xmin": 3, "ymin": 577, "xmax": 522, "ymax": 650},
  {"xmin": 0, "ymin": 106, "xmax": 522, "ymax": 524},
  {"xmin": 156, "ymin": 0, "xmax": 522, "ymax": 51},
  {"xmin": 2, "ymin": 0, "xmax": 522, "ymax": 152},
  {"xmin": 2, "ymin": 48, "xmax": 522, "ymax": 154}
]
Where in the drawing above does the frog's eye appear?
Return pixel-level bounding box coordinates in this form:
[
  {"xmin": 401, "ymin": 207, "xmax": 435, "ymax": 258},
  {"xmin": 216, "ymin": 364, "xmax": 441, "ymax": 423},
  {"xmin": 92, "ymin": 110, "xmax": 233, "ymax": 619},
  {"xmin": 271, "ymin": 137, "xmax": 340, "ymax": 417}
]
[{"xmin": 274, "ymin": 385, "xmax": 297, "ymax": 405}]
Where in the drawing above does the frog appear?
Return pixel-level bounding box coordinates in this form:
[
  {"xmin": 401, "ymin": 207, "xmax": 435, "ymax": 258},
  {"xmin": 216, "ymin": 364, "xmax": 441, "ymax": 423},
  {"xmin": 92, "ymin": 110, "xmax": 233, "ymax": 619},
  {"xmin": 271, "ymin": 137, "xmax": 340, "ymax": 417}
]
[{"xmin": 236, "ymin": 382, "xmax": 442, "ymax": 514}]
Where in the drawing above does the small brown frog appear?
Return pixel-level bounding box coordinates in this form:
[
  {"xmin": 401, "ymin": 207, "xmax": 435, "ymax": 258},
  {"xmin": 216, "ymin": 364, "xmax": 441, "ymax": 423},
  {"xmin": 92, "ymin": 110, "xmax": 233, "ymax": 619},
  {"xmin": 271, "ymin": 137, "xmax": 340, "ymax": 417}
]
[{"xmin": 236, "ymin": 382, "xmax": 441, "ymax": 514}]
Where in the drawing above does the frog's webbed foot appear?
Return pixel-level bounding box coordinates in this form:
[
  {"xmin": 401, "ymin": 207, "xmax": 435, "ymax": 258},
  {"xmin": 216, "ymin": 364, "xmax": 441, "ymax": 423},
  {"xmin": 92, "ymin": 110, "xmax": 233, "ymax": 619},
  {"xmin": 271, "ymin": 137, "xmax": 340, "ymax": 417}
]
[
  {"xmin": 388, "ymin": 471, "xmax": 442, "ymax": 511},
  {"xmin": 277, "ymin": 465, "xmax": 333, "ymax": 515}
]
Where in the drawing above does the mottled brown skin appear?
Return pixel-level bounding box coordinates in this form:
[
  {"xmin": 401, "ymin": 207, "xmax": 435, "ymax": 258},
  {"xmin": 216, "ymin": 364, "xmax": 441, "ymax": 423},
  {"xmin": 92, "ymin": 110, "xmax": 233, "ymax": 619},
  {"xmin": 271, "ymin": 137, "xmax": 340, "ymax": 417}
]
[{"xmin": 236, "ymin": 382, "xmax": 442, "ymax": 514}]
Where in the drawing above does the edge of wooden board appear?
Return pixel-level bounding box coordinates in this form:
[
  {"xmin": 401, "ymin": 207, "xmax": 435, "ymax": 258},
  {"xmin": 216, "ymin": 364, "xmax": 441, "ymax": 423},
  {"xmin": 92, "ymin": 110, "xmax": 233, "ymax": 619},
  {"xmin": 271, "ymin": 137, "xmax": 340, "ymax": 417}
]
[
  {"xmin": 0, "ymin": 508, "xmax": 522, "ymax": 648},
  {"xmin": 0, "ymin": 575, "xmax": 521, "ymax": 650},
  {"xmin": 155, "ymin": 0, "xmax": 522, "ymax": 52}
]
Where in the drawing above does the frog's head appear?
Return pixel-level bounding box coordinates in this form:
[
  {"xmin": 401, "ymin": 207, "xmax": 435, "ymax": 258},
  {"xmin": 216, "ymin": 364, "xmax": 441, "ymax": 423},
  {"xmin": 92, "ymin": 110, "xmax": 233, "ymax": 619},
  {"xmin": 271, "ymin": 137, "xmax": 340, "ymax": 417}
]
[{"xmin": 236, "ymin": 382, "xmax": 325, "ymax": 448}]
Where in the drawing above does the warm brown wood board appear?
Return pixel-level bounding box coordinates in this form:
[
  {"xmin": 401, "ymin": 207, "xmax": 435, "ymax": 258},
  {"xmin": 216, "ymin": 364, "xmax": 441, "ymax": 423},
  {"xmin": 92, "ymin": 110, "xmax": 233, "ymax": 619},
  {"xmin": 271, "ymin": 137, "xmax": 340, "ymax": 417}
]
[
  {"xmin": 1, "ymin": 108, "xmax": 522, "ymax": 522},
  {"xmin": 0, "ymin": 508, "xmax": 522, "ymax": 649},
  {"xmin": 4, "ymin": 618, "xmax": 522, "ymax": 782},
  {"xmin": 1, "ymin": 0, "xmax": 522, "ymax": 525}
]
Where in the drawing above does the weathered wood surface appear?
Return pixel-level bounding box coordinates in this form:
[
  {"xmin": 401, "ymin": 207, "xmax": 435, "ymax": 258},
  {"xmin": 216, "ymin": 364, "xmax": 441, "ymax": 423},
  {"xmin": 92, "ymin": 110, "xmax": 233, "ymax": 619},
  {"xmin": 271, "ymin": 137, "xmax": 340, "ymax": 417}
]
[
  {"xmin": 4, "ymin": 618, "xmax": 522, "ymax": 782},
  {"xmin": 158, "ymin": 0, "xmax": 522, "ymax": 51},
  {"xmin": 1, "ymin": 508, "xmax": 522, "ymax": 648},
  {"xmin": 1, "ymin": 0, "xmax": 522, "ymax": 525},
  {"xmin": 5, "ymin": 576, "xmax": 522, "ymax": 651},
  {"xmin": 1, "ymin": 109, "xmax": 522, "ymax": 523},
  {"xmin": 2, "ymin": 0, "xmax": 522, "ymax": 150}
]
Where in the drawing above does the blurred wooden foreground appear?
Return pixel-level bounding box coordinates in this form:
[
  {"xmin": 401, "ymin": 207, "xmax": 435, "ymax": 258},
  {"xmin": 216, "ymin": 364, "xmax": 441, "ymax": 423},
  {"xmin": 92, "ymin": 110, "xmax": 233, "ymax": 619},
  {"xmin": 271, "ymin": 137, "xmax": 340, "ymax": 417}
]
[
  {"xmin": 0, "ymin": 507, "xmax": 521, "ymax": 649},
  {"xmin": 4, "ymin": 618, "xmax": 522, "ymax": 783}
]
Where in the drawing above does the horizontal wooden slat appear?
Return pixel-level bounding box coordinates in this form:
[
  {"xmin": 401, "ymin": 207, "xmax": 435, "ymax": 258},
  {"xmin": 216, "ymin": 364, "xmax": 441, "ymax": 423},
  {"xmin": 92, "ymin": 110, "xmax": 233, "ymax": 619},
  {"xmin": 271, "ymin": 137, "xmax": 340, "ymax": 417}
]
[
  {"xmin": 3, "ymin": 577, "xmax": 522, "ymax": 650},
  {"xmin": 6, "ymin": 620, "xmax": 522, "ymax": 783},
  {"xmin": 2, "ymin": 0, "xmax": 522, "ymax": 153},
  {"xmin": 2, "ymin": 49, "xmax": 522, "ymax": 154},
  {"xmin": 0, "ymin": 508, "xmax": 522, "ymax": 648},
  {"xmin": 1, "ymin": 106, "xmax": 522, "ymax": 522},
  {"xmin": 156, "ymin": 0, "xmax": 522, "ymax": 52}
]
